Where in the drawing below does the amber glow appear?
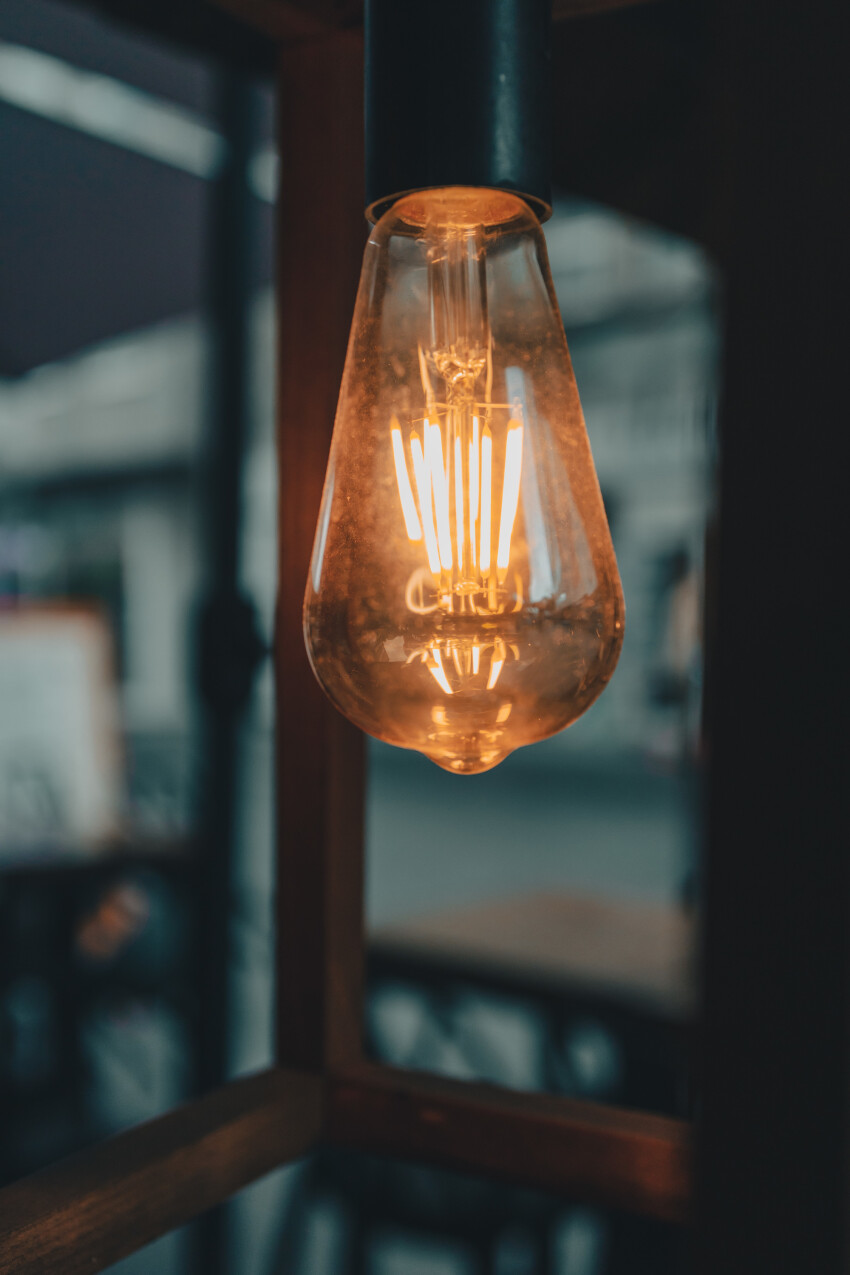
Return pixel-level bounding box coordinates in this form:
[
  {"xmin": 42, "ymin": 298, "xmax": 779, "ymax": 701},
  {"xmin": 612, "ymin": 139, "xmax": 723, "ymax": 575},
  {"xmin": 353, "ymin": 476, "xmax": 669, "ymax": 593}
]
[
  {"xmin": 391, "ymin": 414, "xmax": 524, "ymax": 604},
  {"xmin": 304, "ymin": 187, "xmax": 624, "ymax": 774}
]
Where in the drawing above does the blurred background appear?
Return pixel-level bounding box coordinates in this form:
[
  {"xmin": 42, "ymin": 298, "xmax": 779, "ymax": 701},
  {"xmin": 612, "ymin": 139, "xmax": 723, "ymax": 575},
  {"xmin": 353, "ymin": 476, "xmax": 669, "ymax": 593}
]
[{"xmin": 0, "ymin": 2, "xmax": 717, "ymax": 1272}]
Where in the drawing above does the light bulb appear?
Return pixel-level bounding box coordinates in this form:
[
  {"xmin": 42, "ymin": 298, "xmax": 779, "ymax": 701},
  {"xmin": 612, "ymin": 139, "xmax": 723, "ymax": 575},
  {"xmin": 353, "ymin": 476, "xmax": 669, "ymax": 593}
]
[{"xmin": 304, "ymin": 187, "xmax": 624, "ymax": 774}]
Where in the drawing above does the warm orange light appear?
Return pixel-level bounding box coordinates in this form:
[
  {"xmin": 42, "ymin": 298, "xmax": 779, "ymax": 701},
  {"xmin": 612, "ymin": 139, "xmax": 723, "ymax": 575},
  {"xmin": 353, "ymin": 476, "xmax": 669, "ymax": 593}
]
[{"xmin": 304, "ymin": 188, "xmax": 624, "ymax": 774}]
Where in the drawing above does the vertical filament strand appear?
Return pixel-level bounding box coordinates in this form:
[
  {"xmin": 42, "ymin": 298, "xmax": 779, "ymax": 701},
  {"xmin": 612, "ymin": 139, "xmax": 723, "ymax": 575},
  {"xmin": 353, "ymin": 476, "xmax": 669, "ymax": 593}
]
[
  {"xmin": 497, "ymin": 422, "xmax": 523, "ymax": 573},
  {"xmin": 479, "ymin": 427, "xmax": 492, "ymax": 573},
  {"xmin": 454, "ymin": 434, "xmax": 465, "ymax": 574},
  {"xmin": 427, "ymin": 421, "xmax": 454, "ymax": 571},
  {"xmin": 410, "ymin": 434, "xmax": 441, "ymax": 574},
  {"xmin": 391, "ymin": 420, "xmax": 422, "ymax": 541},
  {"xmin": 470, "ymin": 415, "xmax": 480, "ymax": 568}
]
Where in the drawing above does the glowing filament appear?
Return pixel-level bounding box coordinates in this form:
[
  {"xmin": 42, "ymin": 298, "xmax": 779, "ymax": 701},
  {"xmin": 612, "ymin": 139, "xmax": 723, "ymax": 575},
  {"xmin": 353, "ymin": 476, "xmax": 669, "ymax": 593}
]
[
  {"xmin": 451, "ymin": 436, "xmax": 466, "ymax": 571},
  {"xmin": 480, "ymin": 427, "xmax": 493, "ymax": 573},
  {"xmin": 391, "ymin": 419, "xmax": 422, "ymax": 541},
  {"xmin": 427, "ymin": 421, "xmax": 454, "ymax": 571},
  {"xmin": 470, "ymin": 415, "xmax": 480, "ymax": 566},
  {"xmin": 392, "ymin": 411, "xmax": 522, "ymax": 622},
  {"xmin": 497, "ymin": 422, "xmax": 523, "ymax": 574},
  {"xmin": 410, "ymin": 434, "xmax": 441, "ymax": 574}
]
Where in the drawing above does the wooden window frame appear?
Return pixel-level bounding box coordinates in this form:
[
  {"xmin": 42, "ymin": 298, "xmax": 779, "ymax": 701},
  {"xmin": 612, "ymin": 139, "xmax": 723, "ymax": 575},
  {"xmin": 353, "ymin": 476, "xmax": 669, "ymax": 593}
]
[{"xmin": 2, "ymin": 1, "xmax": 846, "ymax": 1272}]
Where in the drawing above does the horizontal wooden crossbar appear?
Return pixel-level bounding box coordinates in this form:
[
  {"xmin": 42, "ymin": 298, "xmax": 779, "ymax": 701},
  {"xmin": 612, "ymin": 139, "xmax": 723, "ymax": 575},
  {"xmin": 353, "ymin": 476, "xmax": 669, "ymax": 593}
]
[
  {"xmin": 328, "ymin": 1066, "xmax": 690, "ymax": 1223},
  {"xmin": 0, "ymin": 1061, "xmax": 693, "ymax": 1274},
  {"xmin": 0, "ymin": 1068, "xmax": 322, "ymax": 1275},
  {"xmin": 0, "ymin": 1063, "xmax": 689, "ymax": 1274}
]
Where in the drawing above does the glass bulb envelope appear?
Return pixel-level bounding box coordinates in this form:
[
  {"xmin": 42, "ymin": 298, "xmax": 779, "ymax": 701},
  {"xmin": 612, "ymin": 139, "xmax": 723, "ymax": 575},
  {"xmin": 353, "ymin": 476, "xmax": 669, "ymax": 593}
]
[{"xmin": 304, "ymin": 188, "xmax": 624, "ymax": 774}]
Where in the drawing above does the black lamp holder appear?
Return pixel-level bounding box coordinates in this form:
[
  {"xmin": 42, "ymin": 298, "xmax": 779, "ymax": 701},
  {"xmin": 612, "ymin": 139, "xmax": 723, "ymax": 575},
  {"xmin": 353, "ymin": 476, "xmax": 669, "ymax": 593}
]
[{"xmin": 365, "ymin": 0, "xmax": 553, "ymax": 223}]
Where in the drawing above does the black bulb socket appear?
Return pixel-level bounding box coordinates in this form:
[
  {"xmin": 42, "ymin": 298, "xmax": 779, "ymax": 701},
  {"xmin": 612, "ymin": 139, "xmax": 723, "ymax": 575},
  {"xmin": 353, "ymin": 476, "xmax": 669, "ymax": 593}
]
[{"xmin": 365, "ymin": 0, "xmax": 553, "ymax": 224}]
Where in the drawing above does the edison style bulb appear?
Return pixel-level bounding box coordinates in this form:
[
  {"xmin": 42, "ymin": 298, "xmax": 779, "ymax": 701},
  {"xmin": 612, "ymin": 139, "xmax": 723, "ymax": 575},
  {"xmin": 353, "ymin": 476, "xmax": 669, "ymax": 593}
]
[{"xmin": 304, "ymin": 188, "xmax": 624, "ymax": 774}]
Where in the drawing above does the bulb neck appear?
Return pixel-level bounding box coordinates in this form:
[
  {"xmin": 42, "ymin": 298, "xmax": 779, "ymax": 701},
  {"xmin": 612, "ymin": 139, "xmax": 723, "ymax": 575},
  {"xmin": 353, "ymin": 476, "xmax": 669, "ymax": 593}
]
[{"xmin": 364, "ymin": 0, "xmax": 553, "ymax": 224}]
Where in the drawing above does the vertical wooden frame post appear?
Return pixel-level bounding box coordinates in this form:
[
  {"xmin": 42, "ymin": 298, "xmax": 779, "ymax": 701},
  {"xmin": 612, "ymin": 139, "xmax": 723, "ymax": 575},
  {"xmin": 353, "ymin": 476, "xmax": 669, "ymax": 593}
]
[{"xmin": 275, "ymin": 30, "xmax": 368, "ymax": 1075}]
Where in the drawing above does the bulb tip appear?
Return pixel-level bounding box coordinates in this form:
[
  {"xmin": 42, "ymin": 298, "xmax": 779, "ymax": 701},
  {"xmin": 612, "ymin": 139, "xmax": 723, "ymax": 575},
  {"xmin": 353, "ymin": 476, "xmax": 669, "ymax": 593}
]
[{"xmin": 426, "ymin": 749, "xmax": 511, "ymax": 776}]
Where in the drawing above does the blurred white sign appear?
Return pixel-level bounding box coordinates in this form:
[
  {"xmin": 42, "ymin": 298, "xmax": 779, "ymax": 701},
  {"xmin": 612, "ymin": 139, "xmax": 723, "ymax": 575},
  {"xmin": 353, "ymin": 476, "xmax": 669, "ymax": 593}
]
[{"xmin": 0, "ymin": 607, "xmax": 121, "ymax": 856}]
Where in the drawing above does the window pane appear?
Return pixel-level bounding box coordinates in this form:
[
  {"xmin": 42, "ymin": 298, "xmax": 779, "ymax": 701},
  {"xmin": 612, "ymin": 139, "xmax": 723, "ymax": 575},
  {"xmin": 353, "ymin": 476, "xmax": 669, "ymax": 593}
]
[
  {"xmin": 364, "ymin": 198, "xmax": 717, "ymax": 1121},
  {"xmin": 0, "ymin": 11, "xmax": 278, "ymax": 1264}
]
